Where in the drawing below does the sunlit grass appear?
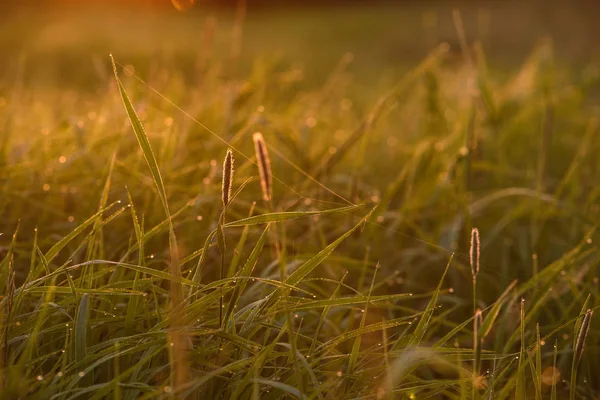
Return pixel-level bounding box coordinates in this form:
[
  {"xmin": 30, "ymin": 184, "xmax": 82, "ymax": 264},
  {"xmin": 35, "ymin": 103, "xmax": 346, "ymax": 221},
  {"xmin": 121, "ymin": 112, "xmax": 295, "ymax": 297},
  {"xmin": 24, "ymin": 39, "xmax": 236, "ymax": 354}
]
[{"xmin": 1, "ymin": 7, "xmax": 600, "ymax": 399}]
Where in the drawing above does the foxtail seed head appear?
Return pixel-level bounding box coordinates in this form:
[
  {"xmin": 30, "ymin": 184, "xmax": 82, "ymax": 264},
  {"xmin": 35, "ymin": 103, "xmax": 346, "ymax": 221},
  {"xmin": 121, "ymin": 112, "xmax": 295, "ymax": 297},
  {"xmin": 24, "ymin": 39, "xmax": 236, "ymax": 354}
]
[
  {"xmin": 252, "ymin": 132, "xmax": 272, "ymax": 201},
  {"xmin": 470, "ymin": 228, "xmax": 480, "ymax": 278},
  {"xmin": 222, "ymin": 149, "xmax": 234, "ymax": 208},
  {"xmin": 575, "ymin": 309, "xmax": 593, "ymax": 365}
]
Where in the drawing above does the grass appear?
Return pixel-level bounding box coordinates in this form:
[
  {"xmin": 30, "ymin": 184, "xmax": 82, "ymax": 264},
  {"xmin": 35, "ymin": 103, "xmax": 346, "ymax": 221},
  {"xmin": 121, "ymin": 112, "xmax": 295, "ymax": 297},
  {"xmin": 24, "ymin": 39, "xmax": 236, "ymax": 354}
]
[{"xmin": 1, "ymin": 3, "xmax": 600, "ymax": 399}]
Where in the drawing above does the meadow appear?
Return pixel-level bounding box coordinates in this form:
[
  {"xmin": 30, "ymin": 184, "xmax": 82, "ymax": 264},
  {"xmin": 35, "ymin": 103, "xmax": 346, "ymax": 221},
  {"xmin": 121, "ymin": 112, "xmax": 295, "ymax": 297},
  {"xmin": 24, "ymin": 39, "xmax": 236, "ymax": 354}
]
[{"xmin": 1, "ymin": 3, "xmax": 600, "ymax": 399}]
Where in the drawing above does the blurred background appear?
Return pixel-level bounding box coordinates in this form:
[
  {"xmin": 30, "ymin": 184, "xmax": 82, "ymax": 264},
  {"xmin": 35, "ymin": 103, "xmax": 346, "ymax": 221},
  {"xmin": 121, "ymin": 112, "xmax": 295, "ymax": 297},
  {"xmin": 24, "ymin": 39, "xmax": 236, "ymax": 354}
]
[{"xmin": 1, "ymin": 1, "xmax": 599, "ymax": 89}]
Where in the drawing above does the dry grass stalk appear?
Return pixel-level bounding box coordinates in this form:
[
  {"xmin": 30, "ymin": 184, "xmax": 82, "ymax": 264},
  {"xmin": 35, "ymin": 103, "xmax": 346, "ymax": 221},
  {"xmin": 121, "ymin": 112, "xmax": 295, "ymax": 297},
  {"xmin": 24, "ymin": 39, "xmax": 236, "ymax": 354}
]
[
  {"xmin": 222, "ymin": 149, "xmax": 234, "ymax": 208},
  {"xmin": 253, "ymin": 132, "xmax": 272, "ymax": 201}
]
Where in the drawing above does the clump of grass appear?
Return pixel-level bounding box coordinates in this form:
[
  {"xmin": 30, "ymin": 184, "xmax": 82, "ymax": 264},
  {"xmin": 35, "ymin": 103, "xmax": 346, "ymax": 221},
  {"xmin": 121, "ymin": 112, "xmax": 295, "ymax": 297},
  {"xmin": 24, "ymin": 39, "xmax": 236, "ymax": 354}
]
[{"xmin": 0, "ymin": 17, "xmax": 599, "ymax": 400}]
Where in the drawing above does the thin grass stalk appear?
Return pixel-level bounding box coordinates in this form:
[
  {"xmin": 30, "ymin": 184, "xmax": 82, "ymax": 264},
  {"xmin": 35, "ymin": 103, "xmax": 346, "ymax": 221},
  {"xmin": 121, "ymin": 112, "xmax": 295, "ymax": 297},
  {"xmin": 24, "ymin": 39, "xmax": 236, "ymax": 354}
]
[
  {"xmin": 570, "ymin": 309, "xmax": 593, "ymax": 400},
  {"xmin": 473, "ymin": 308, "xmax": 483, "ymax": 398},
  {"xmin": 1, "ymin": 265, "xmax": 15, "ymax": 387},
  {"xmin": 516, "ymin": 298, "xmax": 525, "ymax": 400},
  {"xmin": 470, "ymin": 228, "xmax": 480, "ymax": 351},
  {"xmin": 219, "ymin": 149, "xmax": 234, "ymax": 328},
  {"xmin": 470, "ymin": 226, "xmax": 480, "ymax": 394},
  {"xmin": 551, "ymin": 339, "xmax": 558, "ymax": 400}
]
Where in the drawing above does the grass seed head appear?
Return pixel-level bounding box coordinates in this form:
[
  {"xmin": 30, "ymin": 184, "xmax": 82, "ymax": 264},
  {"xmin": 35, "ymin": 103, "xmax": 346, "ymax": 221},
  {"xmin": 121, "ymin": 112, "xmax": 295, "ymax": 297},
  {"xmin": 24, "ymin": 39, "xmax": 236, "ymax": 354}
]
[
  {"xmin": 222, "ymin": 149, "xmax": 234, "ymax": 208},
  {"xmin": 470, "ymin": 228, "xmax": 480, "ymax": 278},
  {"xmin": 252, "ymin": 132, "xmax": 272, "ymax": 201},
  {"xmin": 574, "ymin": 309, "xmax": 593, "ymax": 364}
]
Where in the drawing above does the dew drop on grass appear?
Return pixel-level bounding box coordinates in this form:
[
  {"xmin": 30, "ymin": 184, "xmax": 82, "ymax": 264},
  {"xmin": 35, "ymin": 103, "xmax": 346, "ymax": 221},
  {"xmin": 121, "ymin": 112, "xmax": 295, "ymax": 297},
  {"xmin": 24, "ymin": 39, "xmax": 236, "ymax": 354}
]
[
  {"xmin": 196, "ymin": 215, "xmax": 203, "ymax": 221},
  {"xmin": 59, "ymin": 156, "xmax": 67, "ymax": 164},
  {"xmin": 36, "ymin": 375, "xmax": 43, "ymax": 381},
  {"xmin": 56, "ymin": 372, "xmax": 63, "ymax": 377},
  {"xmin": 163, "ymin": 386, "xmax": 172, "ymax": 394},
  {"xmin": 68, "ymin": 216, "xmax": 75, "ymax": 223},
  {"xmin": 78, "ymin": 371, "xmax": 85, "ymax": 377},
  {"xmin": 43, "ymin": 184, "xmax": 50, "ymax": 191},
  {"xmin": 15, "ymin": 321, "xmax": 20, "ymax": 326}
]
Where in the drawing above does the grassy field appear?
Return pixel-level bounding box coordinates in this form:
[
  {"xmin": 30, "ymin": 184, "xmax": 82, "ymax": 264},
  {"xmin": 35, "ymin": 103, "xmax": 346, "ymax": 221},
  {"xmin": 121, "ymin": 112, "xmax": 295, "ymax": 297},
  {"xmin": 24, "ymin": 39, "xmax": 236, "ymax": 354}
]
[{"xmin": 1, "ymin": 3, "xmax": 600, "ymax": 399}]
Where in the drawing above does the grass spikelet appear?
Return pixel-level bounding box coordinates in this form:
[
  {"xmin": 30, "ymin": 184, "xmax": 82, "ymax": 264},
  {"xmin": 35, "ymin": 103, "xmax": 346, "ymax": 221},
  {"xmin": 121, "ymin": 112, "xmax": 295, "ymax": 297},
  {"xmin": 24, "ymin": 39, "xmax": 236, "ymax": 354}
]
[
  {"xmin": 252, "ymin": 132, "xmax": 272, "ymax": 201},
  {"xmin": 222, "ymin": 149, "xmax": 234, "ymax": 208},
  {"xmin": 470, "ymin": 227, "xmax": 480, "ymax": 278},
  {"xmin": 570, "ymin": 308, "xmax": 593, "ymax": 400},
  {"xmin": 574, "ymin": 309, "xmax": 593, "ymax": 365}
]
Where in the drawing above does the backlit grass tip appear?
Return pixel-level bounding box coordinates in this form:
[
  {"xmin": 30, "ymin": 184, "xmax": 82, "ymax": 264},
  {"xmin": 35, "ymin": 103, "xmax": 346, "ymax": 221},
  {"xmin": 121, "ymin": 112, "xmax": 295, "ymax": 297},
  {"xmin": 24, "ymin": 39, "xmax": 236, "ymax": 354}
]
[
  {"xmin": 222, "ymin": 149, "xmax": 234, "ymax": 208},
  {"xmin": 575, "ymin": 309, "xmax": 593, "ymax": 365},
  {"xmin": 252, "ymin": 132, "xmax": 272, "ymax": 201},
  {"xmin": 470, "ymin": 227, "xmax": 480, "ymax": 278}
]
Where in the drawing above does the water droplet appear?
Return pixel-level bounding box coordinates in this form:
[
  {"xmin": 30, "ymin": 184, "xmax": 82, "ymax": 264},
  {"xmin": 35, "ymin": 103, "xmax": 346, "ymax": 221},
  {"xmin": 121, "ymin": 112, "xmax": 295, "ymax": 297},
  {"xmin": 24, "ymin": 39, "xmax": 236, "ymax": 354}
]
[
  {"xmin": 78, "ymin": 371, "xmax": 85, "ymax": 377},
  {"xmin": 36, "ymin": 375, "xmax": 43, "ymax": 381}
]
